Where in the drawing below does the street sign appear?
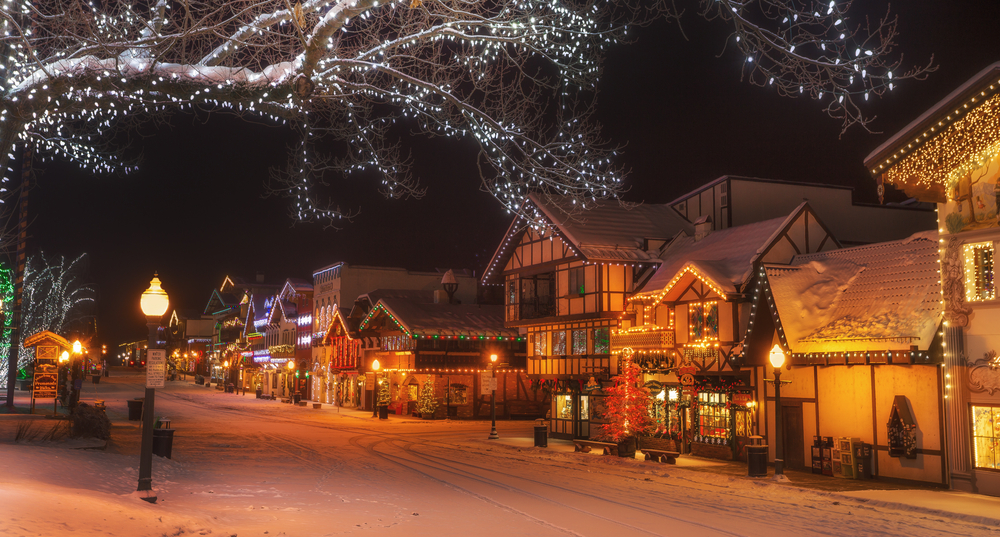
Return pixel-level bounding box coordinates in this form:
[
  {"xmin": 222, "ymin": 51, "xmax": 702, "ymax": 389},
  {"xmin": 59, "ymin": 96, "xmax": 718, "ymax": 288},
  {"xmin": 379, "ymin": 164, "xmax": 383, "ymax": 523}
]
[
  {"xmin": 146, "ymin": 349, "xmax": 166, "ymax": 388},
  {"xmin": 480, "ymin": 373, "xmax": 497, "ymax": 392}
]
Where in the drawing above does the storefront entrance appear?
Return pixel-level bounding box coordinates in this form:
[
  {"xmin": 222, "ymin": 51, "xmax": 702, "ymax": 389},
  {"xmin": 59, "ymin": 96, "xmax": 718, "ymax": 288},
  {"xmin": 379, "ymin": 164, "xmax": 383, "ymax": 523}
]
[{"xmin": 550, "ymin": 392, "xmax": 591, "ymax": 439}]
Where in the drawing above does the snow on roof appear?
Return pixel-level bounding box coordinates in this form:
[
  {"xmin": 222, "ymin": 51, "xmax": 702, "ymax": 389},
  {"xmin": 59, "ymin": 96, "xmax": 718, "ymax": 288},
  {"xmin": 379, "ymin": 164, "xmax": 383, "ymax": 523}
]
[
  {"xmin": 360, "ymin": 294, "xmax": 515, "ymax": 338},
  {"xmin": 529, "ymin": 194, "xmax": 691, "ymax": 261},
  {"xmin": 765, "ymin": 231, "xmax": 942, "ymax": 353},
  {"xmin": 640, "ymin": 215, "xmax": 790, "ymax": 294}
]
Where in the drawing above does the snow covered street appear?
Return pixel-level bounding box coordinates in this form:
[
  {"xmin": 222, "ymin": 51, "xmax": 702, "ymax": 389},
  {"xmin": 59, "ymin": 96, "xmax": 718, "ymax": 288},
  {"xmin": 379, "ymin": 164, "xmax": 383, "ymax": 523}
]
[{"xmin": 1, "ymin": 371, "xmax": 998, "ymax": 537}]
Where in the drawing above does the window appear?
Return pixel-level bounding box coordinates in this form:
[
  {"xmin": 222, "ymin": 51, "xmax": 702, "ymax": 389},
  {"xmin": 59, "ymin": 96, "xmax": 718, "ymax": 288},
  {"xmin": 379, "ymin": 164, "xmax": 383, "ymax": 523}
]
[
  {"xmin": 965, "ymin": 242, "xmax": 996, "ymax": 301},
  {"xmin": 551, "ymin": 330, "xmax": 567, "ymax": 355},
  {"xmin": 973, "ymin": 405, "xmax": 1000, "ymax": 469},
  {"xmin": 519, "ymin": 273, "xmax": 555, "ymax": 319},
  {"xmin": 697, "ymin": 392, "xmax": 730, "ymax": 441},
  {"xmin": 507, "ymin": 280, "xmax": 517, "ymax": 305},
  {"xmin": 571, "ymin": 330, "xmax": 587, "ymax": 355},
  {"xmin": 568, "ymin": 267, "xmax": 585, "ymax": 296},
  {"xmin": 688, "ymin": 301, "xmax": 719, "ymax": 342},
  {"xmin": 593, "ymin": 327, "xmax": 610, "ymax": 354},
  {"xmin": 556, "ymin": 395, "xmax": 573, "ymax": 419},
  {"xmin": 448, "ymin": 385, "xmax": 468, "ymax": 405},
  {"xmin": 533, "ymin": 332, "xmax": 547, "ymax": 356}
]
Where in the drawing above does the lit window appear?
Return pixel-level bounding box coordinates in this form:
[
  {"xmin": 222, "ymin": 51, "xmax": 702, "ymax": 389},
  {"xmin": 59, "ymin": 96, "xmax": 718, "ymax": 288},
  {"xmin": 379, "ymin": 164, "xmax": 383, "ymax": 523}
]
[
  {"xmin": 973, "ymin": 405, "xmax": 1000, "ymax": 469},
  {"xmin": 964, "ymin": 242, "xmax": 996, "ymax": 301},
  {"xmin": 592, "ymin": 327, "xmax": 610, "ymax": 354},
  {"xmin": 571, "ymin": 330, "xmax": 587, "ymax": 355},
  {"xmin": 688, "ymin": 301, "xmax": 719, "ymax": 342},
  {"xmin": 697, "ymin": 391, "xmax": 729, "ymax": 441},
  {"xmin": 551, "ymin": 330, "xmax": 567, "ymax": 355},
  {"xmin": 533, "ymin": 332, "xmax": 547, "ymax": 356}
]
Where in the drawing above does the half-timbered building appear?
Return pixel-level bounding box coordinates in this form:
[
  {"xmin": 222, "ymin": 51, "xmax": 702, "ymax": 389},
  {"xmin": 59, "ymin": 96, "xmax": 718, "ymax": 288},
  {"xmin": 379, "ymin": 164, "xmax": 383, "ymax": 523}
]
[
  {"xmin": 615, "ymin": 202, "xmax": 839, "ymax": 459},
  {"xmin": 482, "ymin": 194, "xmax": 691, "ymax": 438}
]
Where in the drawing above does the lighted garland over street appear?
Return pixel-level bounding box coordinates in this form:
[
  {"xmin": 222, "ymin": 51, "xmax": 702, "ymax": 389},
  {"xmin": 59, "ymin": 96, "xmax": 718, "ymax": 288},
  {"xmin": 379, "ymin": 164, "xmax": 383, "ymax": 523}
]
[{"xmin": 0, "ymin": 0, "xmax": 930, "ymax": 227}]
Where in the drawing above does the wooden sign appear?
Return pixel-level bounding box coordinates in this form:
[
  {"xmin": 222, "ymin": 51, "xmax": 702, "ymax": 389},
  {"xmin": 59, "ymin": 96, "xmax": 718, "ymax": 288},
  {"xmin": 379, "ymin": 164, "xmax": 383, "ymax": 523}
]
[{"xmin": 32, "ymin": 363, "xmax": 58, "ymax": 399}]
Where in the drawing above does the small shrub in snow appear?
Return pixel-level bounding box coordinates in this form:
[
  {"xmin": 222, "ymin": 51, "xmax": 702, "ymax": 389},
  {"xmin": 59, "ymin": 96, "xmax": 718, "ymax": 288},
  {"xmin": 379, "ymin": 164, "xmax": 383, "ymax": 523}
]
[{"xmin": 71, "ymin": 403, "xmax": 111, "ymax": 440}]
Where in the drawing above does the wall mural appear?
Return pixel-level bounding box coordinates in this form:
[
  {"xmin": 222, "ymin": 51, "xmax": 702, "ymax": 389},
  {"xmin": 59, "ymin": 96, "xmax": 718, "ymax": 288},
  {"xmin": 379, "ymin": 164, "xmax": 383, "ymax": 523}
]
[{"xmin": 943, "ymin": 153, "xmax": 1000, "ymax": 234}]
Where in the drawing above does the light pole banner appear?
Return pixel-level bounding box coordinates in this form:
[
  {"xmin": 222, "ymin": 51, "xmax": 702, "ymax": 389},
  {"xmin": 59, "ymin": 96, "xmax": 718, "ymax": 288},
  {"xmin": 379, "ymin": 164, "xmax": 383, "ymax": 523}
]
[{"xmin": 146, "ymin": 349, "xmax": 167, "ymax": 388}]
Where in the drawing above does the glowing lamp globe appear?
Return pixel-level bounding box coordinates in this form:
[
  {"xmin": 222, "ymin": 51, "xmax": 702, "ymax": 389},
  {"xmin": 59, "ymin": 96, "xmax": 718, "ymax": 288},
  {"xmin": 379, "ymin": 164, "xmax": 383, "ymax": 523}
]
[
  {"xmin": 372, "ymin": 358, "xmax": 380, "ymax": 371},
  {"xmin": 490, "ymin": 354, "xmax": 498, "ymax": 363},
  {"xmin": 73, "ymin": 340, "xmax": 82, "ymax": 354},
  {"xmin": 287, "ymin": 360, "xmax": 295, "ymax": 370},
  {"xmin": 769, "ymin": 344, "xmax": 786, "ymax": 369},
  {"xmin": 59, "ymin": 351, "xmax": 69, "ymax": 363},
  {"xmin": 140, "ymin": 275, "xmax": 170, "ymax": 317}
]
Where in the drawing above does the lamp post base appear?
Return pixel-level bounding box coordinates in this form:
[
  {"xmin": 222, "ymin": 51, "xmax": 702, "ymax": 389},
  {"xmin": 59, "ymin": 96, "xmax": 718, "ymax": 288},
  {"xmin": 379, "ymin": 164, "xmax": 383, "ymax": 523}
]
[{"xmin": 488, "ymin": 427, "xmax": 499, "ymax": 440}]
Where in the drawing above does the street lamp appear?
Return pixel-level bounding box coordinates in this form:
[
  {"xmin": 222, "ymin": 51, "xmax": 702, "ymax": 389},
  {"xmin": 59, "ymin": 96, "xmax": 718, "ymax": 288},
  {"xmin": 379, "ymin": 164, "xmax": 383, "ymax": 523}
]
[
  {"xmin": 769, "ymin": 344, "xmax": 786, "ymax": 479},
  {"xmin": 371, "ymin": 358, "xmax": 380, "ymax": 418},
  {"xmin": 138, "ymin": 274, "xmax": 169, "ymax": 503},
  {"xmin": 488, "ymin": 354, "xmax": 499, "ymax": 440}
]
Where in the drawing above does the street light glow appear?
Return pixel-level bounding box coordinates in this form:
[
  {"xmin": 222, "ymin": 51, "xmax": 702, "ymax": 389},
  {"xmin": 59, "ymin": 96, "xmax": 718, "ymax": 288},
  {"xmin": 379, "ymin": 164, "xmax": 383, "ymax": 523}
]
[{"xmin": 140, "ymin": 274, "xmax": 170, "ymax": 317}]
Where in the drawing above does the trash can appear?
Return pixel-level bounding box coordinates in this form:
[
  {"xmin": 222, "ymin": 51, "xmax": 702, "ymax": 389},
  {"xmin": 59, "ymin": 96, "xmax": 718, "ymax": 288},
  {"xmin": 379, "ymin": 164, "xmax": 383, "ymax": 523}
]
[
  {"xmin": 378, "ymin": 405, "xmax": 389, "ymax": 420},
  {"xmin": 226, "ymin": 383, "xmax": 234, "ymax": 394},
  {"xmin": 195, "ymin": 375, "xmax": 204, "ymax": 385},
  {"xmin": 92, "ymin": 374, "xmax": 101, "ymax": 385},
  {"xmin": 255, "ymin": 388, "xmax": 263, "ymax": 399},
  {"xmin": 152, "ymin": 428, "xmax": 175, "ymax": 459},
  {"xmin": 534, "ymin": 419, "xmax": 548, "ymax": 448},
  {"xmin": 293, "ymin": 393, "xmax": 302, "ymax": 404},
  {"xmin": 127, "ymin": 399, "xmax": 144, "ymax": 421},
  {"xmin": 747, "ymin": 435, "xmax": 768, "ymax": 477}
]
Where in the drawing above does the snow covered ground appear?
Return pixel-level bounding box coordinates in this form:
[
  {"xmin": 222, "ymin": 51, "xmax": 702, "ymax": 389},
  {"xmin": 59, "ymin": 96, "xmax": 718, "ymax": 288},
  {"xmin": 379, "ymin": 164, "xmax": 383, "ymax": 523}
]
[{"xmin": 1, "ymin": 370, "xmax": 998, "ymax": 537}]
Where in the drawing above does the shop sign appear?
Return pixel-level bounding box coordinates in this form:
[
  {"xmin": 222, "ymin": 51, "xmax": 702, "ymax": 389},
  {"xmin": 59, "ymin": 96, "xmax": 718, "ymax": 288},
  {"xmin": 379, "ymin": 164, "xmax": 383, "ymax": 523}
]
[{"xmin": 32, "ymin": 363, "xmax": 58, "ymax": 399}]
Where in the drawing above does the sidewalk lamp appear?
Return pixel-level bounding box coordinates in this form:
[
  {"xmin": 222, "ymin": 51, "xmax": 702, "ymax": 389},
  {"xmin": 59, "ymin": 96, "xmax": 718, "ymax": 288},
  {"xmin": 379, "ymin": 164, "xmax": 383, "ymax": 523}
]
[
  {"xmin": 488, "ymin": 354, "xmax": 499, "ymax": 440},
  {"xmin": 138, "ymin": 274, "xmax": 169, "ymax": 502},
  {"xmin": 769, "ymin": 344, "xmax": 786, "ymax": 478}
]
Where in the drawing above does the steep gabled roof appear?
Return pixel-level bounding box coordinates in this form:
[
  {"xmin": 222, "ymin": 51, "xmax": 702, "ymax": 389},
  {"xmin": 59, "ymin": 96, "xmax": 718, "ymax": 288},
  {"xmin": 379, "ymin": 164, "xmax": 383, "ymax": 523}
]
[
  {"xmin": 764, "ymin": 231, "xmax": 941, "ymax": 353},
  {"xmin": 482, "ymin": 194, "xmax": 690, "ymax": 283},
  {"xmin": 204, "ymin": 288, "xmax": 241, "ymax": 316},
  {"xmin": 637, "ymin": 215, "xmax": 790, "ymax": 296},
  {"xmin": 359, "ymin": 294, "xmax": 516, "ymax": 339}
]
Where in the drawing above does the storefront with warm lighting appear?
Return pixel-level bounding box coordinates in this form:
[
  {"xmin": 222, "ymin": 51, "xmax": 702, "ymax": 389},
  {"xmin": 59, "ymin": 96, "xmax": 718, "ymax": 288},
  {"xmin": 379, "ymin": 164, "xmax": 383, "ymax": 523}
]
[{"xmin": 863, "ymin": 62, "xmax": 1000, "ymax": 495}]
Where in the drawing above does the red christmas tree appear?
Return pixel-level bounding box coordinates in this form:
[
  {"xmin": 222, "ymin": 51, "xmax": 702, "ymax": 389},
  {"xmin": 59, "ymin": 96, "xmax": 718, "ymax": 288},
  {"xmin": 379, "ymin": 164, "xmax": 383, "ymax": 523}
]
[{"xmin": 599, "ymin": 352, "xmax": 653, "ymax": 442}]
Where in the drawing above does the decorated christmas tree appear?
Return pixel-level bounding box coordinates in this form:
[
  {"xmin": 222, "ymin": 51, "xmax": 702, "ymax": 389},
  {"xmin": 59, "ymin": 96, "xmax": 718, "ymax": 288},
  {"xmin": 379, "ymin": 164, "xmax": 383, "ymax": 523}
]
[
  {"xmin": 417, "ymin": 375, "xmax": 439, "ymax": 416},
  {"xmin": 599, "ymin": 351, "xmax": 653, "ymax": 443},
  {"xmin": 376, "ymin": 376, "xmax": 391, "ymax": 406}
]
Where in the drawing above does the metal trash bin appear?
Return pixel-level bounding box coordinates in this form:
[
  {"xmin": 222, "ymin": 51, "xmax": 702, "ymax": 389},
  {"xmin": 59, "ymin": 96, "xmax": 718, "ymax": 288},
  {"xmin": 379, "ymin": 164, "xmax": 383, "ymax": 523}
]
[
  {"xmin": 256, "ymin": 388, "xmax": 263, "ymax": 399},
  {"xmin": 293, "ymin": 393, "xmax": 301, "ymax": 404},
  {"xmin": 226, "ymin": 383, "xmax": 234, "ymax": 393},
  {"xmin": 152, "ymin": 428, "xmax": 175, "ymax": 459},
  {"xmin": 378, "ymin": 405, "xmax": 389, "ymax": 420},
  {"xmin": 127, "ymin": 399, "xmax": 144, "ymax": 421},
  {"xmin": 534, "ymin": 419, "xmax": 548, "ymax": 448},
  {"xmin": 747, "ymin": 435, "xmax": 768, "ymax": 477}
]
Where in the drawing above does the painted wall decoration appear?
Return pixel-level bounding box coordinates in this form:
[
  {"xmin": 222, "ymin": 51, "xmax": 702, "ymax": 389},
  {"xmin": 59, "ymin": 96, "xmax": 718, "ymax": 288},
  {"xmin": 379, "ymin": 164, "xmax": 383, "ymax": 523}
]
[{"xmin": 942, "ymin": 153, "xmax": 1000, "ymax": 234}]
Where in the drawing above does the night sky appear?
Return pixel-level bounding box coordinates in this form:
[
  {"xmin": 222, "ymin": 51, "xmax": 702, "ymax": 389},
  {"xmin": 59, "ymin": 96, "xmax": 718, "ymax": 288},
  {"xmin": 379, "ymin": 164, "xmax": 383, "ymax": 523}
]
[{"xmin": 24, "ymin": 0, "xmax": 1000, "ymax": 345}]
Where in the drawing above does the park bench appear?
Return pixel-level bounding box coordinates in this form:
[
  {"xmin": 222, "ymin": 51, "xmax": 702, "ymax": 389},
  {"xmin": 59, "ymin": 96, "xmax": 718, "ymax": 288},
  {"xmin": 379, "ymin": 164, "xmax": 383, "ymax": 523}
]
[
  {"xmin": 640, "ymin": 448, "xmax": 679, "ymax": 464},
  {"xmin": 573, "ymin": 439, "xmax": 619, "ymax": 456}
]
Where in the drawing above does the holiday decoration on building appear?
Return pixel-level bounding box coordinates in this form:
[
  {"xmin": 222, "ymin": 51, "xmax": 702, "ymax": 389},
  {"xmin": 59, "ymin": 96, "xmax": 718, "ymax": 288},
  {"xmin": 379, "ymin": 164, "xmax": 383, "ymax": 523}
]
[
  {"xmin": 598, "ymin": 348, "xmax": 652, "ymax": 443},
  {"xmin": 417, "ymin": 374, "xmax": 438, "ymax": 417}
]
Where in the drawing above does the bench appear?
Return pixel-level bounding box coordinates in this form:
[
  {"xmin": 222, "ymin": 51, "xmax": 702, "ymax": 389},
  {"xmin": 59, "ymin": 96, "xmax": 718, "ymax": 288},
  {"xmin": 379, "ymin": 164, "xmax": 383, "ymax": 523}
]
[
  {"xmin": 640, "ymin": 448, "xmax": 679, "ymax": 464},
  {"xmin": 574, "ymin": 439, "xmax": 619, "ymax": 456}
]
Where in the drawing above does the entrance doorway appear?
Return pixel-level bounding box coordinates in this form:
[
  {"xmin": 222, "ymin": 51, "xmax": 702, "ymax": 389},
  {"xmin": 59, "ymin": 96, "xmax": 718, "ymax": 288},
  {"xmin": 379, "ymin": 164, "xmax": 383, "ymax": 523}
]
[{"xmin": 782, "ymin": 404, "xmax": 805, "ymax": 470}]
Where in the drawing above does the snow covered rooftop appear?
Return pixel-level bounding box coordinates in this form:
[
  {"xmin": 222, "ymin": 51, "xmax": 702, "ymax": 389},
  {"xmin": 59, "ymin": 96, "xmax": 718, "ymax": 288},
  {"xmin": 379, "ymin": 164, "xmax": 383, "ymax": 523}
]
[
  {"xmin": 639, "ymin": 215, "xmax": 790, "ymax": 295},
  {"xmin": 765, "ymin": 231, "xmax": 942, "ymax": 353},
  {"xmin": 360, "ymin": 294, "xmax": 514, "ymax": 338},
  {"xmin": 528, "ymin": 193, "xmax": 691, "ymax": 262}
]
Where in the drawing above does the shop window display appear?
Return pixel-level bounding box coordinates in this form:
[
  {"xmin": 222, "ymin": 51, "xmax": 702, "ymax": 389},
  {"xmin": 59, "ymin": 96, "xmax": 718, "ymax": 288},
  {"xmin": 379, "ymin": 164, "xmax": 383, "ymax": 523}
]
[
  {"xmin": 973, "ymin": 405, "xmax": 1000, "ymax": 469},
  {"xmin": 552, "ymin": 330, "xmax": 567, "ymax": 355},
  {"xmin": 696, "ymin": 391, "xmax": 729, "ymax": 442},
  {"xmin": 571, "ymin": 330, "xmax": 587, "ymax": 355},
  {"xmin": 448, "ymin": 385, "xmax": 468, "ymax": 405}
]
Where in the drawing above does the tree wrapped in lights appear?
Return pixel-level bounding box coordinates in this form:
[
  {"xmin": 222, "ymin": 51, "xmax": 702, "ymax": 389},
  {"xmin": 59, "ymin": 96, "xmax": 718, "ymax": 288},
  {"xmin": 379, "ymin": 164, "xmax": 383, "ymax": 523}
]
[
  {"xmin": 14, "ymin": 253, "xmax": 95, "ymax": 370},
  {"xmin": 0, "ymin": 0, "xmax": 929, "ymax": 227},
  {"xmin": 598, "ymin": 348, "xmax": 652, "ymax": 444},
  {"xmin": 417, "ymin": 374, "xmax": 438, "ymax": 417}
]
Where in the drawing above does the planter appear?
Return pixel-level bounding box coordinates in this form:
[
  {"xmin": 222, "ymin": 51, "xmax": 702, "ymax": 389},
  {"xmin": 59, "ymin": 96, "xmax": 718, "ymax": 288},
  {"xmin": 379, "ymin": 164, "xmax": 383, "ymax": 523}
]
[
  {"xmin": 616, "ymin": 437, "xmax": 637, "ymax": 458},
  {"xmin": 639, "ymin": 435, "xmax": 679, "ymax": 453},
  {"xmin": 421, "ymin": 412, "xmax": 435, "ymax": 420}
]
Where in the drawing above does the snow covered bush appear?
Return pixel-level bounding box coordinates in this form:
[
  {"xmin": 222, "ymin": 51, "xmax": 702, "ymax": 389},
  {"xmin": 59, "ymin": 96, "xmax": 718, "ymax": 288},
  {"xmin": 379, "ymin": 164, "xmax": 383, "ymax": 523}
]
[{"xmin": 71, "ymin": 403, "xmax": 111, "ymax": 440}]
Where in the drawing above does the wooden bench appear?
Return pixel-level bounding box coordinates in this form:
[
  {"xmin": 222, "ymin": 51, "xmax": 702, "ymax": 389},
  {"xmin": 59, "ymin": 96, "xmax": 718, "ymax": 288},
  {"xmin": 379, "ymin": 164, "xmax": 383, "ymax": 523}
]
[
  {"xmin": 640, "ymin": 448, "xmax": 679, "ymax": 464},
  {"xmin": 574, "ymin": 439, "xmax": 619, "ymax": 456}
]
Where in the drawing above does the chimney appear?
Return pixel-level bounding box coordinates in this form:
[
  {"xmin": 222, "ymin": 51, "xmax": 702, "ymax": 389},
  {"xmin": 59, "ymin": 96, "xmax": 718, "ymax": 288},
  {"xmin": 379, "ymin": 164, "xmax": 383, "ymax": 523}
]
[
  {"xmin": 441, "ymin": 269, "xmax": 459, "ymax": 304},
  {"xmin": 693, "ymin": 215, "xmax": 712, "ymax": 242},
  {"xmin": 256, "ymin": 272, "xmax": 265, "ymax": 283}
]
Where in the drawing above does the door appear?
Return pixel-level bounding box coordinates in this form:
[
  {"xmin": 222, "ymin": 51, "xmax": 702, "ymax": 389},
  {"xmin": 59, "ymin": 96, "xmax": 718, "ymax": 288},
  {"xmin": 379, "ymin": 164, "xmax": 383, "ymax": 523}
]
[{"xmin": 782, "ymin": 404, "xmax": 805, "ymax": 470}]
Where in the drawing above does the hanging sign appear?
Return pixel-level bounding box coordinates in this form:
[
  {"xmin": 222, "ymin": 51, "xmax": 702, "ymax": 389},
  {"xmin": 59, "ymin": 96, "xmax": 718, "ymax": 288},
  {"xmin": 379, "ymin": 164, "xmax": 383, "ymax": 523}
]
[{"xmin": 146, "ymin": 349, "xmax": 167, "ymax": 388}]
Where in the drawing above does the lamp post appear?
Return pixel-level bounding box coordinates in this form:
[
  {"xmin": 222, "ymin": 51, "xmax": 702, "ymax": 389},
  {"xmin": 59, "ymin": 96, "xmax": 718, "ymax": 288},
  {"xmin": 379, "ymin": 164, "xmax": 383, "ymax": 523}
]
[
  {"xmin": 769, "ymin": 344, "xmax": 786, "ymax": 478},
  {"xmin": 488, "ymin": 354, "xmax": 499, "ymax": 440},
  {"xmin": 138, "ymin": 274, "xmax": 169, "ymax": 502},
  {"xmin": 371, "ymin": 358, "xmax": 380, "ymax": 418}
]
